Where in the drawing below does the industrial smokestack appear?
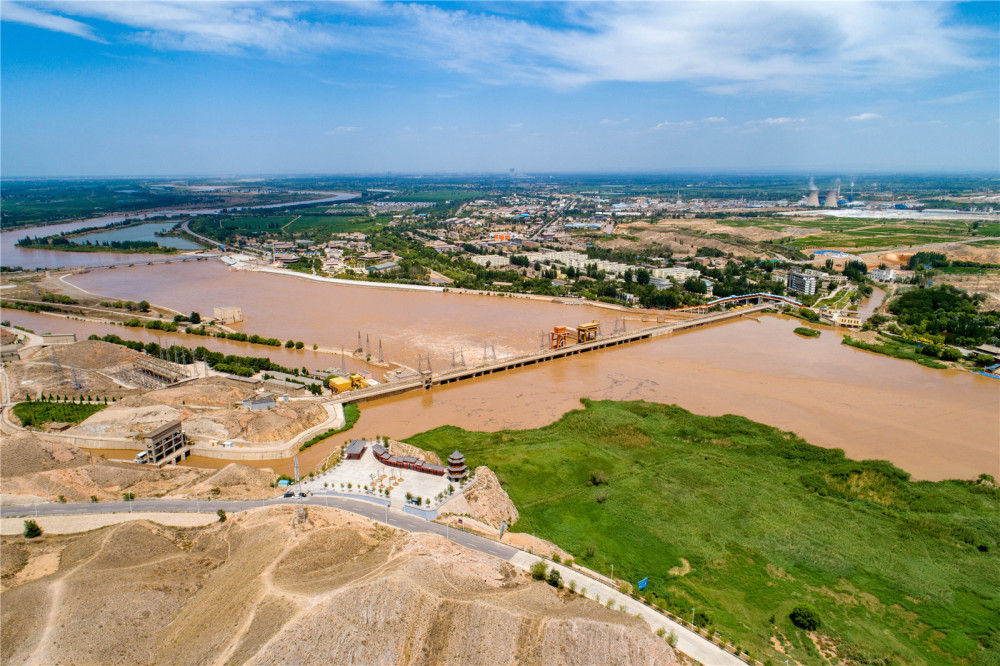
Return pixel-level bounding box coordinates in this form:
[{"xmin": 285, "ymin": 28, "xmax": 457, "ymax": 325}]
[
  {"xmin": 806, "ymin": 190, "xmax": 821, "ymax": 207},
  {"xmin": 824, "ymin": 189, "xmax": 839, "ymax": 208}
]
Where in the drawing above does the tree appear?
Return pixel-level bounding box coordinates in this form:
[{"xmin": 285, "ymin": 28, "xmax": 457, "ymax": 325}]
[
  {"xmin": 190, "ymin": 311, "xmax": 201, "ymax": 324},
  {"xmin": 636, "ymin": 268, "xmax": 651, "ymax": 285},
  {"xmin": 23, "ymin": 519, "xmax": 42, "ymax": 538},
  {"xmin": 623, "ymin": 268, "xmax": 633, "ymax": 284},
  {"xmin": 683, "ymin": 276, "xmax": 707, "ymax": 294},
  {"xmin": 217, "ymin": 509, "xmax": 227, "ymax": 522},
  {"xmin": 295, "ymin": 341, "xmax": 304, "ymax": 349},
  {"xmin": 530, "ymin": 561, "xmax": 548, "ymax": 580},
  {"xmin": 285, "ymin": 339, "xmax": 295, "ymax": 348},
  {"xmin": 789, "ymin": 604, "xmax": 822, "ymax": 631},
  {"xmin": 138, "ymin": 300, "xmax": 151, "ymax": 312}
]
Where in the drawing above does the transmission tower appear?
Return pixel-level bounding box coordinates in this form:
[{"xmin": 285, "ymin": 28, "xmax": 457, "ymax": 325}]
[
  {"xmin": 451, "ymin": 347, "xmax": 466, "ymax": 368},
  {"xmin": 365, "ymin": 334, "xmax": 371, "ymax": 358},
  {"xmin": 482, "ymin": 341, "xmax": 497, "ymax": 363},
  {"xmin": 418, "ymin": 355, "xmax": 432, "ymax": 374},
  {"xmin": 70, "ymin": 366, "xmax": 83, "ymax": 391},
  {"xmin": 377, "ymin": 339, "xmax": 384, "ymax": 364},
  {"xmin": 356, "ymin": 331, "xmax": 363, "ymax": 354}
]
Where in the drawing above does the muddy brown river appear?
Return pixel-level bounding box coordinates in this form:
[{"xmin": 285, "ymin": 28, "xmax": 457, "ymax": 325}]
[{"xmin": 8, "ymin": 262, "xmax": 998, "ymax": 482}]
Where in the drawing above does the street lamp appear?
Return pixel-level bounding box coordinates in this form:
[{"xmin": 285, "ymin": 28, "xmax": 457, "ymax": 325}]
[{"xmin": 691, "ymin": 607, "xmax": 696, "ymax": 627}]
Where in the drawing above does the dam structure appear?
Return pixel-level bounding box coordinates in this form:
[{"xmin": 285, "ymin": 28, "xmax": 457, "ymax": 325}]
[{"xmin": 336, "ymin": 302, "xmax": 773, "ymax": 404}]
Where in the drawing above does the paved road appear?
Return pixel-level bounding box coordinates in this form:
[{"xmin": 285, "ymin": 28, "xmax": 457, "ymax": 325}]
[
  {"xmin": 3, "ymin": 496, "xmax": 747, "ymax": 665},
  {"xmin": 1, "ymin": 495, "xmax": 517, "ymax": 561}
]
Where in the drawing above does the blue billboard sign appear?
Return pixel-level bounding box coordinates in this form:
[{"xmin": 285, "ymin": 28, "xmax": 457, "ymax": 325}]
[{"xmin": 638, "ymin": 577, "xmax": 648, "ymax": 591}]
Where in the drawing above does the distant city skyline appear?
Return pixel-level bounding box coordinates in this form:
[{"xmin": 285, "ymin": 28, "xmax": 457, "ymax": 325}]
[{"xmin": 2, "ymin": 1, "xmax": 998, "ymax": 177}]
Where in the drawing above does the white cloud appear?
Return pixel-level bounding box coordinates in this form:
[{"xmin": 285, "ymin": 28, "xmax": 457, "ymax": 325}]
[
  {"xmin": 508, "ymin": 123, "xmax": 523, "ymax": 130},
  {"xmin": 759, "ymin": 117, "xmax": 806, "ymax": 125},
  {"xmin": 327, "ymin": 126, "xmax": 360, "ymax": 134},
  {"xmin": 600, "ymin": 118, "xmax": 629, "ymax": 126},
  {"xmin": 702, "ymin": 117, "xmax": 727, "ymax": 123},
  {"xmin": 3, "ymin": 1, "xmax": 990, "ymax": 93},
  {"xmin": 846, "ymin": 113, "xmax": 883, "ymax": 122},
  {"xmin": 653, "ymin": 120, "xmax": 695, "ymax": 130},
  {"xmin": 1, "ymin": 1, "xmax": 104, "ymax": 41}
]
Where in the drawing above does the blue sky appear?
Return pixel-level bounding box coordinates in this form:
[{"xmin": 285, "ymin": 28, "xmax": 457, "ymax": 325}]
[{"xmin": 2, "ymin": 1, "xmax": 997, "ymax": 176}]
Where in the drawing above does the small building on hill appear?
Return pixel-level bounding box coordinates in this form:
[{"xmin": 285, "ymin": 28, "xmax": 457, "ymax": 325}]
[{"xmin": 447, "ymin": 450, "xmax": 469, "ymax": 482}]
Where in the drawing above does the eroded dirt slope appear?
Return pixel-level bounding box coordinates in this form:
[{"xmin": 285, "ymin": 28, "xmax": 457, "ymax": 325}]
[{"xmin": 1, "ymin": 506, "xmax": 678, "ymax": 665}]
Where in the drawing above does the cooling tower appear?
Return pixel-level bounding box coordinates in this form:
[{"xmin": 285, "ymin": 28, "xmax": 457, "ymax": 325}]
[
  {"xmin": 824, "ymin": 189, "xmax": 839, "ymax": 208},
  {"xmin": 806, "ymin": 189, "xmax": 820, "ymax": 207}
]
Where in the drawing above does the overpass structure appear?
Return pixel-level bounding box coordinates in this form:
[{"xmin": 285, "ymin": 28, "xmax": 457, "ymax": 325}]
[
  {"xmin": 674, "ymin": 292, "xmax": 802, "ymax": 313},
  {"xmin": 335, "ymin": 303, "xmax": 771, "ymax": 405}
]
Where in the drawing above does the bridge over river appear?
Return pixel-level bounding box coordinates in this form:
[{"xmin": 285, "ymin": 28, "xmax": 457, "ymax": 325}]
[{"xmin": 335, "ymin": 302, "xmax": 772, "ymax": 405}]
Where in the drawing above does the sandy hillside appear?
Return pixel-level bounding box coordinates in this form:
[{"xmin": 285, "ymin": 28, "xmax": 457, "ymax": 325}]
[
  {"xmin": 0, "ymin": 432, "xmax": 91, "ymax": 479},
  {"xmin": 0, "ymin": 506, "xmax": 678, "ymax": 665},
  {"xmin": 1, "ymin": 433, "xmax": 274, "ymax": 501},
  {"xmin": 72, "ymin": 395, "xmax": 327, "ymax": 444},
  {"xmin": 440, "ymin": 466, "xmax": 519, "ymax": 531}
]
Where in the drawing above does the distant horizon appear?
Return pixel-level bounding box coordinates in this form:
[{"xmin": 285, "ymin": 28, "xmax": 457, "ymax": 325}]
[{"xmin": 3, "ymin": 169, "xmax": 999, "ymax": 181}]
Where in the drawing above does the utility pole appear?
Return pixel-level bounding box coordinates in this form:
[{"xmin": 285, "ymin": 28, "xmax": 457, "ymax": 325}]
[
  {"xmin": 196, "ymin": 492, "xmax": 199, "ymax": 513},
  {"xmin": 611, "ymin": 563, "xmax": 614, "ymax": 587},
  {"xmin": 691, "ymin": 607, "xmax": 696, "ymax": 627}
]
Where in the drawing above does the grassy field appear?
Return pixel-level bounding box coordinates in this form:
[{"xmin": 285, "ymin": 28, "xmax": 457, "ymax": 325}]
[
  {"xmin": 411, "ymin": 400, "xmax": 999, "ymax": 665},
  {"xmin": 13, "ymin": 400, "xmax": 107, "ymax": 427},
  {"xmin": 793, "ymin": 327, "xmax": 821, "ymax": 338}
]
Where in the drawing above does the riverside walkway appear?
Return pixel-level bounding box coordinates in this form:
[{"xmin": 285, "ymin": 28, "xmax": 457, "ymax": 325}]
[{"xmin": 337, "ymin": 302, "xmax": 772, "ymax": 405}]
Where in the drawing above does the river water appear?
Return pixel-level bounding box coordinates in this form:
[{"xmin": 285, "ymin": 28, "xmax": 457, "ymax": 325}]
[
  {"xmin": 0, "ymin": 192, "xmax": 357, "ymax": 269},
  {"xmin": 37, "ymin": 262, "xmax": 1000, "ymax": 482},
  {"xmin": 66, "ymin": 262, "xmax": 624, "ymax": 368}
]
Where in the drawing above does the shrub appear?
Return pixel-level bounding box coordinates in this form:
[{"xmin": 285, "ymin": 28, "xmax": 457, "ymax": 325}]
[
  {"xmin": 23, "ymin": 519, "xmax": 42, "ymax": 538},
  {"xmin": 790, "ymin": 603, "xmax": 822, "ymax": 631},
  {"xmin": 90, "ymin": 495, "xmax": 99, "ymax": 503},
  {"xmin": 122, "ymin": 492, "xmax": 135, "ymax": 501},
  {"xmin": 530, "ymin": 561, "xmax": 548, "ymax": 580},
  {"xmin": 585, "ymin": 542, "xmax": 597, "ymax": 558},
  {"xmin": 57, "ymin": 495, "xmax": 66, "ymax": 503},
  {"xmin": 568, "ymin": 580, "xmax": 577, "ymax": 593},
  {"xmin": 595, "ymin": 490, "xmax": 608, "ymax": 503},
  {"xmin": 552, "ymin": 553, "xmax": 561, "ymax": 563},
  {"xmin": 590, "ymin": 469, "xmax": 608, "ymax": 486},
  {"xmin": 655, "ymin": 627, "xmax": 666, "ymax": 638},
  {"xmin": 547, "ymin": 568, "xmax": 563, "ymax": 588},
  {"xmin": 667, "ymin": 630, "xmax": 678, "ymax": 648},
  {"xmin": 217, "ymin": 509, "xmax": 227, "ymax": 522}
]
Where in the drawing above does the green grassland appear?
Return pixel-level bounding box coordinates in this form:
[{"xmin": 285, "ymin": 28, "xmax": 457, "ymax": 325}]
[{"xmin": 411, "ymin": 400, "xmax": 999, "ymax": 665}]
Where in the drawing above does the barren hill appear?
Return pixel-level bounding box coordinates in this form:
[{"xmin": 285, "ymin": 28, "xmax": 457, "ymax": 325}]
[{"xmin": 1, "ymin": 506, "xmax": 678, "ymax": 665}]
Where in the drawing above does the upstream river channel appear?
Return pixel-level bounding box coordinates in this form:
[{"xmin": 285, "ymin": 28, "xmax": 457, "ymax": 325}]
[{"xmin": 9, "ymin": 260, "xmax": 993, "ymax": 483}]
